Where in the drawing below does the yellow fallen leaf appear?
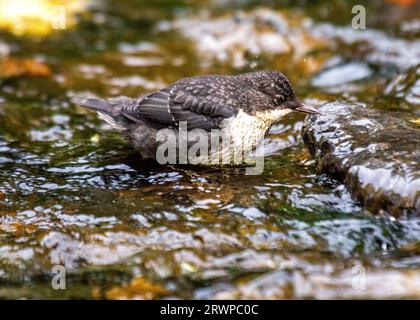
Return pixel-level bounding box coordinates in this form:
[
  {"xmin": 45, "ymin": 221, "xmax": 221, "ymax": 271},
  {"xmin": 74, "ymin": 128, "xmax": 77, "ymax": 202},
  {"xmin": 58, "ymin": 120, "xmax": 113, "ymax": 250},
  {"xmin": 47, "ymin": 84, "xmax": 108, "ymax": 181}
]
[
  {"xmin": 106, "ymin": 276, "xmax": 168, "ymax": 300},
  {"xmin": 0, "ymin": 56, "xmax": 51, "ymax": 78},
  {"xmin": 409, "ymin": 118, "xmax": 420, "ymax": 125}
]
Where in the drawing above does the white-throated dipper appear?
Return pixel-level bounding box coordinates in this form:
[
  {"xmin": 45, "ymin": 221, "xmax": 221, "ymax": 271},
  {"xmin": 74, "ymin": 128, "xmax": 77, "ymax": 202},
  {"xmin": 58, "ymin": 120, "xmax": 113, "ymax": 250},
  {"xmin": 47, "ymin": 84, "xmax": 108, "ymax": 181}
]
[{"xmin": 80, "ymin": 71, "xmax": 319, "ymax": 165}]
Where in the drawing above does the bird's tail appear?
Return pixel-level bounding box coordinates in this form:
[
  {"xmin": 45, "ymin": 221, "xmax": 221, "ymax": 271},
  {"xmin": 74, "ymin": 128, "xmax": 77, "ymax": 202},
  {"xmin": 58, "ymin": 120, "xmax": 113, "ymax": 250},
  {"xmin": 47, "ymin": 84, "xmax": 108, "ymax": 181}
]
[
  {"xmin": 80, "ymin": 97, "xmax": 134, "ymax": 131},
  {"xmin": 81, "ymin": 98, "xmax": 114, "ymax": 113}
]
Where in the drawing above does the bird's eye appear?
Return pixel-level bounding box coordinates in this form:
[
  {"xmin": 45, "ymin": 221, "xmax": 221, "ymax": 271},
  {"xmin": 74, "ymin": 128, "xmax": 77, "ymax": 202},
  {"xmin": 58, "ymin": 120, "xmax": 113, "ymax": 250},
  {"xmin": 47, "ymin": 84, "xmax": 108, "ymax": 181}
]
[{"xmin": 274, "ymin": 94, "xmax": 284, "ymax": 104}]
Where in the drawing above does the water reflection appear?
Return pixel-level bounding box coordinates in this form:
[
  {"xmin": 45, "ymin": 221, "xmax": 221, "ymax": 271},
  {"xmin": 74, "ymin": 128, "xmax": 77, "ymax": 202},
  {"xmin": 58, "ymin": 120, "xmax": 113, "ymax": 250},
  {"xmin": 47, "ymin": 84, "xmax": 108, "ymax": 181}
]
[{"xmin": 0, "ymin": 0, "xmax": 419, "ymax": 299}]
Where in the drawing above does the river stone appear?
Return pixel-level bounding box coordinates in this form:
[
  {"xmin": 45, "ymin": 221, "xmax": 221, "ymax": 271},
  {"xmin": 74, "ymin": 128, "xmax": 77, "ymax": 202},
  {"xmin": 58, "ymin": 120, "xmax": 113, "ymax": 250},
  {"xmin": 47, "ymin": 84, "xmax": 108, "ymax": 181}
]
[{"xmin": 301, "ymin": 102, "xmax": 420, "ymax": 216}]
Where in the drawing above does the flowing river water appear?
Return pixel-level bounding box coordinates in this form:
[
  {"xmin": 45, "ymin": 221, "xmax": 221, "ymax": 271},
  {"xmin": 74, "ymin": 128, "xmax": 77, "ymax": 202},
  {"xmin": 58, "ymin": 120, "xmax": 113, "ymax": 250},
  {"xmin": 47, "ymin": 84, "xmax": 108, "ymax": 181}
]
[{"xmin": 0, "ymin": 0, "xmax": 419, "ymax": 299}]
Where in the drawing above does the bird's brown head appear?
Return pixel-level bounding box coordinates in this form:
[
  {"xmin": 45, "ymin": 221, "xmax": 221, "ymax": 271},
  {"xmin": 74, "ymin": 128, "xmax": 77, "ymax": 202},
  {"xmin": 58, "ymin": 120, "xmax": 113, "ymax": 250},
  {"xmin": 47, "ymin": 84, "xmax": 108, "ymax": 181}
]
[{"xmin": 255, "ymin": 71, "xmax": 319, "ymax": 115}]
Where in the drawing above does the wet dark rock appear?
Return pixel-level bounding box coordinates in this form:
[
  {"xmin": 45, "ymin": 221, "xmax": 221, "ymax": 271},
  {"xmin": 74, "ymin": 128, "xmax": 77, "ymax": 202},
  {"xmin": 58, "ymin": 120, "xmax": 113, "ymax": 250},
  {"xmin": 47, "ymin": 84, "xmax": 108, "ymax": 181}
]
[{"xmin": 302, "ymin": 102, "xmax": 420, "ymax": 216}]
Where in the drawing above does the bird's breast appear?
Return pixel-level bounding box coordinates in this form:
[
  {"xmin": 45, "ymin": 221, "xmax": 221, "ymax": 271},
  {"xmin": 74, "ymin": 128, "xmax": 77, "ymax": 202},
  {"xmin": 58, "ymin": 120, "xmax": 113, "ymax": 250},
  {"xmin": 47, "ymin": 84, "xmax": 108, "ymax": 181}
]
[{"xmin": 220, "ymin": 110, "xmax": 272, "ymax": 152}]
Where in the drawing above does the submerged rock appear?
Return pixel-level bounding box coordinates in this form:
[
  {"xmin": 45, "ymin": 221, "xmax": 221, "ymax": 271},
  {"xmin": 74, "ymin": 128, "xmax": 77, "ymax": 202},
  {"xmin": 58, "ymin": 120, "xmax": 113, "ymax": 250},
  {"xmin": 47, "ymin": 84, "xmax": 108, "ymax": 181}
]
[{"xmin": 302, "ymin": 102, "xmax": 420, "ymax": 216}]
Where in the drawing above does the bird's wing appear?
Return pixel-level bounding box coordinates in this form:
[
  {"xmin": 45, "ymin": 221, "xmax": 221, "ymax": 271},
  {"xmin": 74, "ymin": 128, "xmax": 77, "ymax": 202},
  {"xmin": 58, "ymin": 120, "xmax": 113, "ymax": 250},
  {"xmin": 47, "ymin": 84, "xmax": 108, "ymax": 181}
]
[
  {"xmin": 169, "ymin": 90, "xmax": 237, "ymax": 130},
  {"xmin": 120, "ymin": 78, "xmax": 239, "ymax": 131},
  {"xmin": 120, "ymin": 88, "xmax": 174, "ymax": 126}
]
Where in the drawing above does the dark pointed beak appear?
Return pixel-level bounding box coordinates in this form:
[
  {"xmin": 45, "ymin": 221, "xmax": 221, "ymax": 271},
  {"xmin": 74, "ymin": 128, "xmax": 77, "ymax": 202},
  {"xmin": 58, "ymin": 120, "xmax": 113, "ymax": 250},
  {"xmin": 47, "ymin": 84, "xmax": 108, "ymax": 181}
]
[{"xmin": 296, "ymin": 103, "xmax": 320, "ymax": 115}]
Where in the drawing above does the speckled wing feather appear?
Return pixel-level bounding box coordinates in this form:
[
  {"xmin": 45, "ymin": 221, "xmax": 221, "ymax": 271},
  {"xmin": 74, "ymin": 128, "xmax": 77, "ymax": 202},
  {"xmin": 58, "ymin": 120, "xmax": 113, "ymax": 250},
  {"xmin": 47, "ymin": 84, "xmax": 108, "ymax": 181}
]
[
  {"xmin": 120, "ymin": 75, "xmax": 240, "ymax": 131},
  {"xmin": 123, "ymin": 88, "xmax": 174, "ymax": 125}
]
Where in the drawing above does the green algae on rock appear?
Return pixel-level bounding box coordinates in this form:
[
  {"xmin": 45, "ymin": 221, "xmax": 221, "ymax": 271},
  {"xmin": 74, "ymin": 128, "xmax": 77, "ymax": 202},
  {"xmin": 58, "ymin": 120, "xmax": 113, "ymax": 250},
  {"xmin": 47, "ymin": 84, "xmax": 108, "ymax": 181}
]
[{"xmin": 302, "ymin": 102, "xmax": 420, "ymax": 216}]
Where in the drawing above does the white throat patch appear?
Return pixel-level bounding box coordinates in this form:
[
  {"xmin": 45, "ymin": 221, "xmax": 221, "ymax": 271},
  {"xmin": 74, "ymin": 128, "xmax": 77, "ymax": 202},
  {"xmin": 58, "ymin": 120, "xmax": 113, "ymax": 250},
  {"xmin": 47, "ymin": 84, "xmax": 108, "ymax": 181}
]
[{"xmin": 255, "ymin": 108, "xmax": 293, "ymax": 123}]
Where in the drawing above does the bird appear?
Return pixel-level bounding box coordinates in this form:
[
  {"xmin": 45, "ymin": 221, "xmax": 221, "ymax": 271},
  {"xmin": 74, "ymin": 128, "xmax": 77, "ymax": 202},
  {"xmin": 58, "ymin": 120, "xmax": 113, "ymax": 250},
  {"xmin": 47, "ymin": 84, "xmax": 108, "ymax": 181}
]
[{"xmin": 80, "ymin": 71, "xmax": 319, "ymax": 166}]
